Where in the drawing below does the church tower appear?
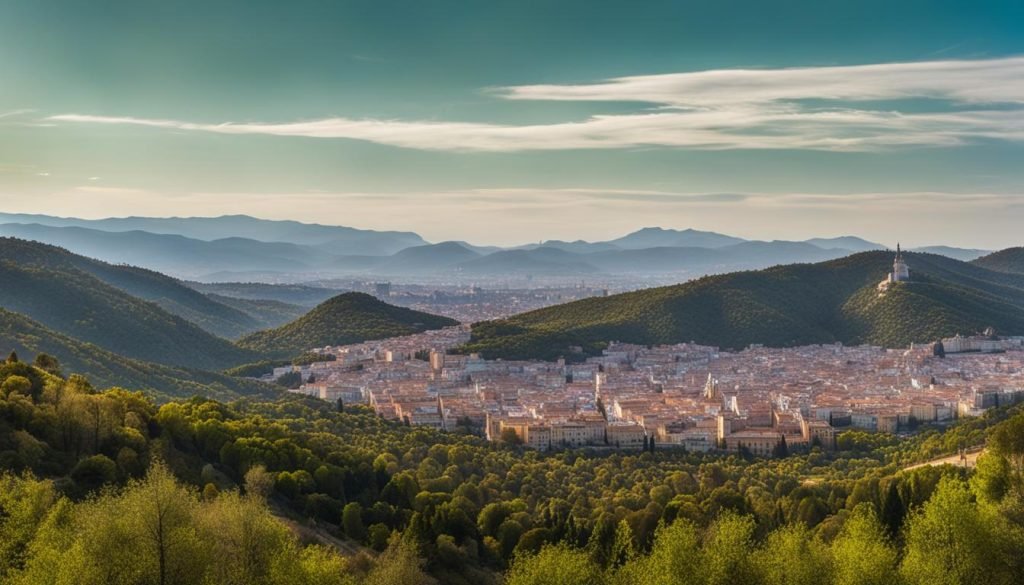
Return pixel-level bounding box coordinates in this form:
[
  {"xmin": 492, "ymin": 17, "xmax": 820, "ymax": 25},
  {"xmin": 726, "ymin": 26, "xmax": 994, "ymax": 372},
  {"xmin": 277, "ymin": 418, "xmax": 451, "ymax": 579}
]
[
  {"xmin": 891, "ymin": 243, "xmax": 910, "ymax": 283},
  {"xmin": 703, "ymin": 372, "xmax": 718, "ymax": 400}
]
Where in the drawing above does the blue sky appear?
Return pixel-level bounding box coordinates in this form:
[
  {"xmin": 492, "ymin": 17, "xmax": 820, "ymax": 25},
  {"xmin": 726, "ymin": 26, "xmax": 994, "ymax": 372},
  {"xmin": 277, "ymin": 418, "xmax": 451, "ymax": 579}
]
[{"xmin": 1, "ymin": 0, "xmax": 1023, "ymax": 247}]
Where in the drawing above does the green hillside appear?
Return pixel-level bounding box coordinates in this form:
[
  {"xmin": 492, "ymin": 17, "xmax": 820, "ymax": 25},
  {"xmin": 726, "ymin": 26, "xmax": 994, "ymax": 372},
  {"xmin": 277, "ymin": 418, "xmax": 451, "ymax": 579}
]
[
  {"xmin": 205, "ymin": 293, "xmax": 308, "ymax": 330},
  {"xmin": 0, "ymin": 237, "xmax": 265, "ymax": 338},
  {"xmin": 238, "ymin": 292, "xmax": 458, "ymax": 356},
  {"xmin": 0, "ymin": 258, "xmax": 256, "ymax": 370},
  {"xmin": 0, "ymin": 308, "xmax": 273, "ymax": 400},
  {"xmin": 462, "ymin": 251, "xmax": 1024, "ymax": 360},
  {"xmin": 972, "ymin": 247, "xmax": 1024, "ymax": 274}
]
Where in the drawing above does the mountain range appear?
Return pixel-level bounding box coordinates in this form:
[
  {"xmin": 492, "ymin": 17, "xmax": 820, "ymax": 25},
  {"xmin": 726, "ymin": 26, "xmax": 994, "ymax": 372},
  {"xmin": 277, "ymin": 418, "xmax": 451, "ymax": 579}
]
[
  {"xmin": 0, "ymin": 213, "xmax": 993, "ymax": 280},
  {"xmin": 460, "ymin": 251, "xmax": 1024, "ymax": 360}
]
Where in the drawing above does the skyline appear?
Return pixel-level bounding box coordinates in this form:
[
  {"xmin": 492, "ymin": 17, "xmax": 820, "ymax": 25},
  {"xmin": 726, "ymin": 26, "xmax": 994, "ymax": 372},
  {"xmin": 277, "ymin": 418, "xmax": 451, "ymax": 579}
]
[{"xmin": 2, "ymin": 0, "xmax": 1024, "ymax": 247}]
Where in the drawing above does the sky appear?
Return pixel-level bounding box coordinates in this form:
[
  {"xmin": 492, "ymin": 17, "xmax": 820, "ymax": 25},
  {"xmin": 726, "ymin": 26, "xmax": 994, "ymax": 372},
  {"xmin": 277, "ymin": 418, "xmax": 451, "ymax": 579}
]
[{"xmin": 1, "ymin": 0, "xmax": 1023, "ymax": 248}]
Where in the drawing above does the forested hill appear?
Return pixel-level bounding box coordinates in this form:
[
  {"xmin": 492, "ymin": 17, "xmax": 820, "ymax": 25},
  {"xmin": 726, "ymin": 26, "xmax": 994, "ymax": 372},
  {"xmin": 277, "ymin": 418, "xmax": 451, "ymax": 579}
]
[
  {"xmin": 972, "ymin": 247, "xmax": 1024, "ymax": 275},
  {"xmin": 238, "ymin": 292, "xmax": 459, "ymax": 357},
  {"xmin": 462, "ymin": 251, "xmax": 1024, "ymax": 360},
  {"xmin": 0, "ymin": 243, "xmax": 257, "ymax": 371},
  {"xmin": 0, "ymin": 237, "xmax": 270, "ymax": 338},
  {"xmin": 0, "ymin": 308, "xmax": 272, "ymax": 400}
]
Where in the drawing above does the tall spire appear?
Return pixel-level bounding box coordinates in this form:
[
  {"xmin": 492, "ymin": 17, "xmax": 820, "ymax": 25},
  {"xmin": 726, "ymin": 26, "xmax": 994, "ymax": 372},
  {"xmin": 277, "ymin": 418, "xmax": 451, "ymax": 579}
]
[{"xmin": 896, "ymin": 242, "xmax": 901, "ymax": 259}]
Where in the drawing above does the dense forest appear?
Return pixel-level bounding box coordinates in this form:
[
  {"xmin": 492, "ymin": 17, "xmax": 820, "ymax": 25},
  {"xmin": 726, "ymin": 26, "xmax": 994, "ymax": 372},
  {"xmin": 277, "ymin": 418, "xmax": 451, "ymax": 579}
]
[
  {"xmin": 0, "ymin": 309, "xmax": 274, "ymax": 401},
  {"xmin": 2, "ymin": 352, "xmax": 1024, "ymax": 584},
  {"xmin": 238, "ymin": 292, "xmax": 459, "ymax": 357},
  {"xmin": 462, "ymin": 251, "xmax": 1024, "ymax": 361}
]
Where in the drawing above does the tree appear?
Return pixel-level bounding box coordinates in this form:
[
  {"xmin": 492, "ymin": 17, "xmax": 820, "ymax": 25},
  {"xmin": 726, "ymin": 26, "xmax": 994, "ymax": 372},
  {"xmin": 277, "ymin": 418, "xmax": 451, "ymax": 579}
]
[
  {"xmin": 364, "ymin": 535, "xmax": 431, "ymax": 585},
  {"xmin": 69, "ymin": 455, "xmax": 118, "ymax": 494},
  {"xmin": 506, "ymin": 544, "xmax": 604, "ymax": 585},
  {"xmin": 609, "ymin": 519, "xmax": 636, "ymax": 568},
  {"xmin": 198, "ymin": 490, "xmax": 290, "ymax": 585},
  {"xmin": 901, "ymin": 477, "xmax": 1014, "ymax": 585},
  {"xmin": 342, "ymin": 502, "xmax": 367, "ymax": 542},
  {"xmin": 880, "ymin": 481, "xmax": 905, "ymax": 540},
  {"xmin": 988, "ymin": 413, "xmax": 1024, "ymax": 493},
  {"xmin": 831, "ymin": 504, "xmax": 899, "ymax": 585},
  {"xmin": 6, "ymin": 350, "xmax": 18, "ymax": 364},
  {"xmin": 1, "ymin": 375, "xmax": 32, "ymax": 398},
  {"xmin": 702, "ymin": 512, "xmax": 757, "ymax": 585},
  {"xmin": 244, "ymin": 465, "xmax": 275, "ymax": 501},
  {"xmin": 772, "ymin": 434, "xmax": 788, "ymax": 458},
  {"xmin": 120, "ymin": 461, "xmax": 204, "ymax": 585},
  {"xmin": 0, "ymin": 474, "xmax": 58, "ymax": 579},
  {"xmin": 31, "ymin": 354, "xmax": 61, "ymax": 377},
  {"xmin": 615, "ymin": 518, "xmax": 702, "ymax": 585},
  {"xmin": 751, "ymin": 524, "xmax": 830, "ymax": 585}
]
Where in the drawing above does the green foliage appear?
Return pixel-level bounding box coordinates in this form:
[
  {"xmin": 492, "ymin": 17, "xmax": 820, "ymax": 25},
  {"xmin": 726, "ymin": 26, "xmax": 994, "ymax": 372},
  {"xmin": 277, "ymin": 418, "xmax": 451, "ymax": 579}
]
[
  {"xmin": 5, "ymin": 462, "xmax": 370, "ymax": 585},
  {"xmin": 507, "ymin": 544, "xmax": 606, "ymax": 585},
  {"xmin": 901, "ymin": 477, "xmax": 1018, "ymax": 585},
  {"xmin": 238, "ymin": 292, "xmax": 458, "ymax": 357},
  {"xmin": 3, "ymin": 366, "xmax": 1024, "ymax": 584},
  {"xmin": 461, "ymin": 252, "xmax": 1024, "ymax": 360},
  {"xmin": 830, "ymin": 505, "xmax": 899, "ymax": 585},
  {"xmin": 224, "ymin": 359, "xmax": 293, "ymax": 378}
]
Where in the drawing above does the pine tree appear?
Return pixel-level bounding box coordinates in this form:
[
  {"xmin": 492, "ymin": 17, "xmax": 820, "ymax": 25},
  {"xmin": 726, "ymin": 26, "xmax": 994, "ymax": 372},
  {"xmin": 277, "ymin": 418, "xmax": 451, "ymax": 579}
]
[
  {"xmin": 773, "ymin": 434, "xmax": 789, "ymax": 458},
  {"xmin": 6, "ymin": 350, "xmax": 18, "ymax": 364},
  {"xmin": 880, "ymin": 481, "xmax": 905, "ymax": 540}
]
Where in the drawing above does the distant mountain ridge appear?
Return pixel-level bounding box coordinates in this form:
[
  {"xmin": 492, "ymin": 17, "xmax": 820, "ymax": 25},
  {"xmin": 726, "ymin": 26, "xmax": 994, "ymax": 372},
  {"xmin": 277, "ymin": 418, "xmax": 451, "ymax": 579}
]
[
  {"xmin": 0, "ymin": 212, "xmax": 426, "ymax": 250},
  {"xmin": 461, "ymin": 251, "xmax": 1024, "ymax": 360},
  {"xmin": 0, "ymin": 212, "xmax": 995, "ymax": 280}
]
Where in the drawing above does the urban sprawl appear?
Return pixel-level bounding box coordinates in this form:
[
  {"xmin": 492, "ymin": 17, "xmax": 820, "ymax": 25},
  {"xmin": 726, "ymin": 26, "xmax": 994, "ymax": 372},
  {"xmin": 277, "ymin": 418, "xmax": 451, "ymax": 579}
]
[{"xmin": 268, "ymin": 326, "xmax": 1024, "ymax": 455}]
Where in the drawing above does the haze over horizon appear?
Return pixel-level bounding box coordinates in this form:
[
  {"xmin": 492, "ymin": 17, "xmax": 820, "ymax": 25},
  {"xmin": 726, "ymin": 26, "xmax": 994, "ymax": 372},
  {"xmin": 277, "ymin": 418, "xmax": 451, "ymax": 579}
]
[
  {"xmin": 2, "ymin": 0, "xmax": 1023, "ymax": 247},
  {"xmin": 0, "ymin": 210, "xmax": 995, "ymax": 252}
]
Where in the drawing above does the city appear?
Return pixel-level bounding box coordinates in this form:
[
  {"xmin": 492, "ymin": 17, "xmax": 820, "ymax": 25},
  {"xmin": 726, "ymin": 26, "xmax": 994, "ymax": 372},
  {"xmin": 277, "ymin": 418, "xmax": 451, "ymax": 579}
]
[{"xmin": 3, "ymin": 1, "xmax": 1024, "ymax": 584}]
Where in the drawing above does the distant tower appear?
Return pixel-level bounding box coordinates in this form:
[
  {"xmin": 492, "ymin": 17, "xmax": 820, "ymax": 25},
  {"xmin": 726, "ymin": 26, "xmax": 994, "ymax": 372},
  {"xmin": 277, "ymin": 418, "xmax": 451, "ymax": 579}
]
[
  {"xmin": 703, "ymin": 373, "xmax": 719, "ymax": 400},
  {"xmin": 890, "ymin": 244, "xmax": 910, "ymax": 283}
]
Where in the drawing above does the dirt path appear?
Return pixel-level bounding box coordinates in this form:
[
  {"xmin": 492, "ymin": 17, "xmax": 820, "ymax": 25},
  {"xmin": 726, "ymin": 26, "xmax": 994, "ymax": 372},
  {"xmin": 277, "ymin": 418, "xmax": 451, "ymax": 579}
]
[{"xmin": 901, "ymin": 448, "xmax": 984, "ymax": 473}]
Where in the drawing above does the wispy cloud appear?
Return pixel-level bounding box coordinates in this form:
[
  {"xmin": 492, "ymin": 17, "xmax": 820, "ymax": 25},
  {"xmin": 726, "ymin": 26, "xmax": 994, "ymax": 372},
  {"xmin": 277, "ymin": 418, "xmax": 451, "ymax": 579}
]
[
  {"xmin": 47, "ymin": 57, "xmax": 1024, "ymax": 152},
  {"xmin": 0, "ymin": 109, "xmax": 34, "ymax": 119}
]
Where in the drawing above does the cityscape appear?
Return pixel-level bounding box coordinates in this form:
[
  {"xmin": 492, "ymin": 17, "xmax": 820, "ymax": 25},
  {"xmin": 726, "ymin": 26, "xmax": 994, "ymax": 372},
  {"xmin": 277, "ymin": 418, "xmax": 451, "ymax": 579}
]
[{"xmin": 3, "ymin": 1, "xmax": 1024, "ymax": 584}]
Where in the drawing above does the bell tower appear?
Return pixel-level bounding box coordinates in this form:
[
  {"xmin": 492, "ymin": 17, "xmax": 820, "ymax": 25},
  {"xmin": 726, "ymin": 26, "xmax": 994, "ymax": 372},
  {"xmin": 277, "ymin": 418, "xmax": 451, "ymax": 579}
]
[{"xmin": 891, "ymin": 243, "xmax": 910, "ymax": 283}]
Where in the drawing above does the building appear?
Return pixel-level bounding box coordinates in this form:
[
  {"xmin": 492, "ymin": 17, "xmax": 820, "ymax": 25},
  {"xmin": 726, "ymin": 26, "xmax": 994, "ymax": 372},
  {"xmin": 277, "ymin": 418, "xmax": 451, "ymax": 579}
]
[
  {"xmin": 891, "ymin": 244, "xmax": 910, "ymax": 283},
  {"xmin": 374, "ymin": 282, "xmax": 392, "ymax": 298},
  {"xmin": 878, "ymin": 244, "xmax": 910, "ymax": 291}
]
